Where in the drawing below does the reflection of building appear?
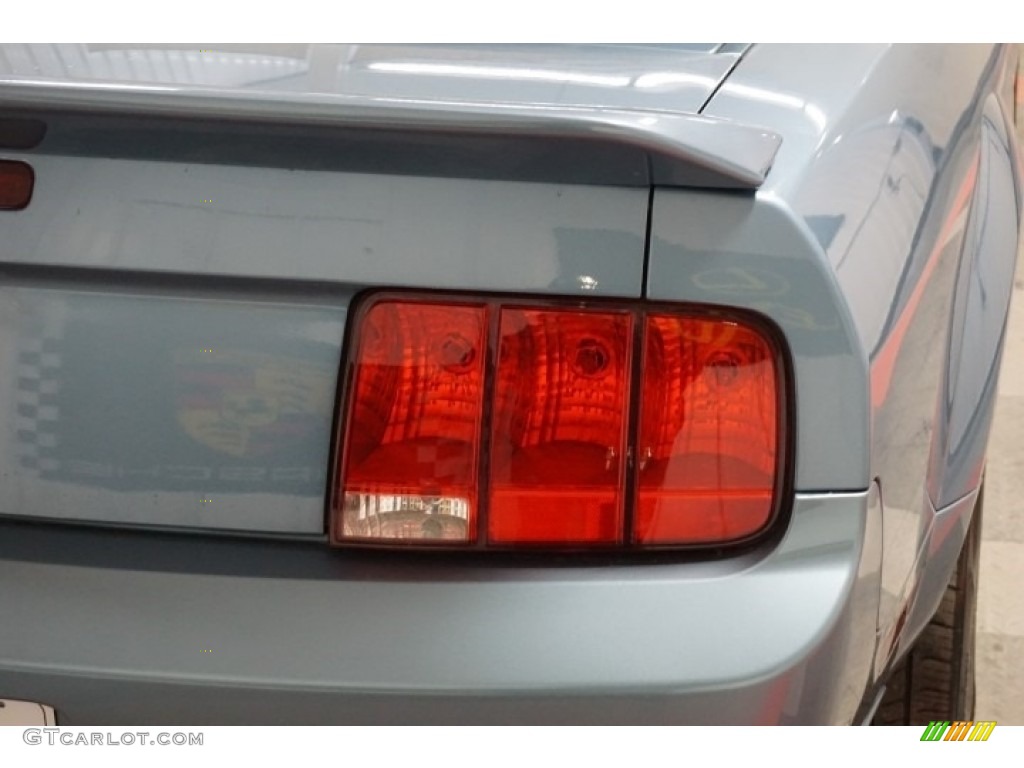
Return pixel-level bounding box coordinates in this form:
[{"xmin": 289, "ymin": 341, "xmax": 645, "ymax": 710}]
[{"xmin": 344, "ymin": 492, "xmax": 469, "ymax": 540}]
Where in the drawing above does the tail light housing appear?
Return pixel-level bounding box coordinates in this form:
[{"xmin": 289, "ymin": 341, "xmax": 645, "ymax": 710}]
[{"xmin": 332, "ymin": 293, "xmax": 788, "ymax": 551}]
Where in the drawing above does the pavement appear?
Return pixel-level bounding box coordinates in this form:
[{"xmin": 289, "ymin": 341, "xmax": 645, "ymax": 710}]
[{"xmin": 975, "ymin": 60, "xmax": 1024, "ymax": 724}]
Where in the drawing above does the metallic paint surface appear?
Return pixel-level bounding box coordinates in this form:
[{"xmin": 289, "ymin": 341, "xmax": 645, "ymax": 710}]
[
  {"xmin": 705, "ymin": 43, "xmax": 1021, "ymax": 679},
  {"xmin": 0, "ymin": 43, "xmax": 1020, "ymax": 724},
  {"xmin": 0, "ymin": 492, "xmax": 875, "ymax": 724}
]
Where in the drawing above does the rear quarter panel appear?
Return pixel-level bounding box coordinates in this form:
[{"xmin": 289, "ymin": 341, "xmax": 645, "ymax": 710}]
[{"xmin": 704, "ymin": 43, "xmax": 1022, "ymax": 672}]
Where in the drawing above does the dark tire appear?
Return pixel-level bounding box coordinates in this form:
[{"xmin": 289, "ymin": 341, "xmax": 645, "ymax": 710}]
[{"xmin": 872, "ymin": 485, "xmax": 983, "ymax": 725}]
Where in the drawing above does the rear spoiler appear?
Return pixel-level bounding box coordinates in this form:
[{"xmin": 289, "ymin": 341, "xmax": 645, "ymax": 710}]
[{"xmin": 0, "ymin": 81, "xmax": 781, "ymax": 189}]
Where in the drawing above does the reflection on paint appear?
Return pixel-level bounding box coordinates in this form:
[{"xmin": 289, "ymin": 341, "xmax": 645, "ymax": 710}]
[{"xmin": 174, "ymin": 348, "xmax": 333, "ymax": 459}]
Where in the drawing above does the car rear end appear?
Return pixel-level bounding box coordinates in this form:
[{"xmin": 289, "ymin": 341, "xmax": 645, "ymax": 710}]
[{"xmin": 0, "ymin": 43, "xmax": 882, "ymax": 724}]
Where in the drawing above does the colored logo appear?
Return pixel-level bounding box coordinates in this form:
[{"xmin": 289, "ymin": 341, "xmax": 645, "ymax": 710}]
[
  {"xmin": 920, "ymin": 721, "xmax": 996, "ymax": 741},
  {"xmin": 174, "ymin": 348, "xmax": 333, "ymax": 458}
]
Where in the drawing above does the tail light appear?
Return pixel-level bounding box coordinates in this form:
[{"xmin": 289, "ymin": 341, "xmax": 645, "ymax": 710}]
[
  {"xmin": 338, "ymin": 300, "xmax": 487, "ymax": 542},
  {"xmin": 0, "ymin": 160, "xmax": 34, "ymax": 210},
  {"xmin": 332, "ymin": 293, "xmax": 786, "ymax": 551},
  {"xmin": 636, "ymin": 316, "xmax": 778, "ymax": 544},
  {"xmin": 489, "ymin": 308, "xmax": 632, "ymax": 544}
]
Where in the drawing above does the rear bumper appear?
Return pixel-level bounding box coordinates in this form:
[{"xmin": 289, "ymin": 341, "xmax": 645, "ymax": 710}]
[{"xmin": 0, "ymin": 491, "xmax": 878, "ymax": 724}]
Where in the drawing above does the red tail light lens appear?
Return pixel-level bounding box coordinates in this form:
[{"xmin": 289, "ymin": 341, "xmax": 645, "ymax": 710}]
[
  {"xmin": 333, "ymin": 294, "xmax": 784, "ymax": 551},
  {"xmin": 337, "ymin": 300, "xmax": 487, "ymax": 543},
  {"xmin": 488, "ymin": 308, "xmax": 632, "ymax": 544},
  {"xmin": 635, "ymin": 317, "xmax": 778, "ymax": 544},
  {"xmin": 0, "ymin": 160, "xmax": 34, "ymax": 210}
]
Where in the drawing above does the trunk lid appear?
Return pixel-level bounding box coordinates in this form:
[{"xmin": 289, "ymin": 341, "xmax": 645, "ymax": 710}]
[{"xmin": 0, "ymin": 43, "xmax": 742, "ymax": 117}]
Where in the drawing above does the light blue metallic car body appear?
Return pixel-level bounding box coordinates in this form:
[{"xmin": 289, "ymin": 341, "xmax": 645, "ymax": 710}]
[{"xmin": 0, "ymin": 43, "xmax": 1019, "ymax": 724}]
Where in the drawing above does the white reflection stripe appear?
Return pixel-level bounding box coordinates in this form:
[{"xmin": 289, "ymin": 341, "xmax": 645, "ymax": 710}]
[{"xmin": 367, "ymin": 61, "xmax": 631, "ymax": 88}]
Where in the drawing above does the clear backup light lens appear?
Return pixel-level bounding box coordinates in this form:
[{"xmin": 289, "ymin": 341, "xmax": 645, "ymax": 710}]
[
  {"xmin": 488, "ymin": 308, "xmax": 632, "ymax": 545},
  {"xmin": 335, "ymin": 300, "xmax": 488, "ymax": 544},
  {"xmin": 634, "ymin": 316, "xmax": 779, "ymax": 544}
]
